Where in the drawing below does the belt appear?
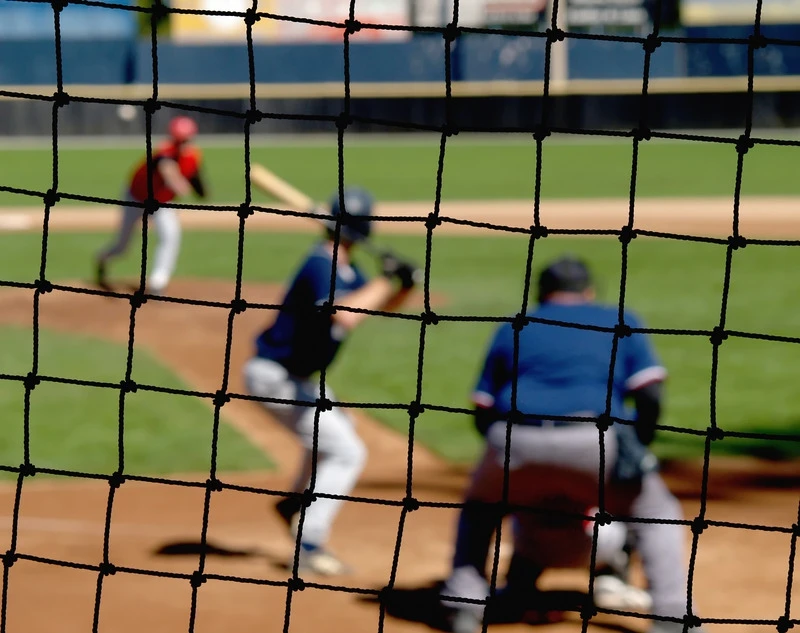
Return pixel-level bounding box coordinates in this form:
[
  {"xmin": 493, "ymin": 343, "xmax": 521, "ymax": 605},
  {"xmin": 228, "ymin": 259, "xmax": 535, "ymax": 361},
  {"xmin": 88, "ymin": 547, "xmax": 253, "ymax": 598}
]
[{"xmin": 517, "ymin": 419, "xmax": 581, "ymax": 428}]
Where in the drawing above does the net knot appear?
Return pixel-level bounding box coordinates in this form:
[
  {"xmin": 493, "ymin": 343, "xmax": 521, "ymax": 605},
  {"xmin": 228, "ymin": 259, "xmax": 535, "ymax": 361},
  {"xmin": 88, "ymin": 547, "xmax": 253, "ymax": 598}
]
[
  {"xmin": 685, "ymin": 614, "xmax": 704, "ymax": 630},
  {"xmin": 530, "ymin": 225, "xmax": 549, "ymax": 239},
  {"xmin": 120, "ymin": 379, "xmax": 138, "ymax": 394},
  {"xmin": 3, "ymin": 551, "xmax": 17, "ymax": 568},
  {"xmin": 442, "ymin": 123, "xmax": 458, "ymax": 137},
  {"xmin": 51, "ymin": 0, "xmax": 68, "ymax": 13},
  {"xmin": 52, "ymin": 90, "xmax": 70, "ymax": 108},
  {"xmin": 130, "ymin": 290, "xmax": 147, "ymax": 308},
  {"xmin": 238, "ymin": 203, "xmax": 253, "ymax": 219},
  {"xmin": 407, "ymin": 401, "xmax": 425, "ymax": 419},
  {"xmin": 580, "ymin": 603, "xmax": 598, "ymax": 620},
  {"xmin": 288, "ymin": 576, "xmax": 306, "ymax": 591},
  {"xmin": 42, "ymin": 189, "xmax": 60, "ymax": 208},
  {"xmin": 507, "ymin": 409, "xmax": 523, "ymax": 426},
  {"xmin": 749, "ymin": 33, "xmax": 768, "ymax": 49},
  {"xmin": 594, "ymin": 510, "xmax": 612, "ymax": 526},
  {"xmin": 151, "ymin": 1, "xmax": 168, "ymax": 23},
  {"xmin": 615, "ymin": 322, "xmax": 633, "ymax": 338},
  {"xmin": 776, "ymin": 615, "xmax": 793, "ymax": 633},
  {"xmin": 546, "ymin": 28, "xmax": 565, "ymax": 43},
  {"xmin": 403, "ymin": 496, "xmax": 420, "ymax": 512},
  {"xmin": 214, "ymin": 390, "xmax": 230, "ymax": 407},
  {"xmin": 709, "ymin": 326, "xmax": 727, "ymax": 347},
  {"xmin": 206, "ymin": 477, "xmax": 223, "ymax": 492},
  {"xmin": 595, "ymin": 413, "xmax": 611, "ymax": 432},
  {"xmin": 143, "ymin": 199, "xmax": 160, "ymax": 215},
  {"xmin": 707, "ymin": 426, "xmax": 725, "ymax": 442},
  {"xmin": 421, "ymin": 310, "xmax": 439, "ymax": 326},
  {"xmin": 643, "ymin": 33, "xmax": 661, "ymax": 54},
  {"xmin": 99, "ymin": 562, "xmax": 117, "ymax": 576},
  {"xmin": 190, "ymin": 570, "xmax": 206, "ymax": 588},
  {"xmin": 336, "ymin": 112, "xmax": 352, "ymax": 131},
  {"xmin": 24, "ymin": 372, "xmax": 40, "ymax": 391},
  {"xmin": 245, "ymin": 109, "xmax": 263, "ymax": 125},
  {"xmin": 632, "ymin": 126, "xmax": 651, "ymax": 141},
  {"xmin": 300, "ymin": 489, "xmax": 316, "ymax": 508},
  {"xmin": 728, "ymin": 234, "xmax": 747, "ymax": 250},
  {"xmin": 244, "ymin": 7, "xmax": 260, "ymax": 26},
  {"xmin": 19, "ymin": 463, "xmax": 36, "ymax": 478},
  {"xmin": 344, "ymin": 19, "xmax": 362, "ymax": 35},
  {"xmin": 443, "ymin": 22, "xmax": 460, "ymax": 42},
  {"xmin": 532, "ymin": 125, "xmax": 550, "ymax": 142},
  {"xmin": 35, "ymin": 279, "xmax": 53, "ymax": 294},
  {"xmin": 108, "ymin": 471, "xmax": 126, "ymax": 489},
  {"xmin": 736, "ymin": 134, "xmax": 754, "ymax": 155},
  {"xmin": 143, "ymin": 99, "xmax": 160, "ymax": 115},
  {"xmin": 690, "ymin": 516, "xmax": 708, "ymax": 535},
  {"xmin": 792, "ymin": 523, "xmax": 800, "ymax": 538},
  {"xmin": 511, "ymin": 313, "xmax": 527, "ymax": 332},
  {"xmin": 618, "ymin": 225, "xmax": 637, "ymax": 244},
  {"xmin": 316, "ymin": 397, "xmax": 333, "ymax": 412},
  {"xmin": 425, "ymin": 212, "xmax": 442, "ymax": 230},
  {"xmin": 231, "ymin": 298, "xmax": 248, "ymax": 314}
]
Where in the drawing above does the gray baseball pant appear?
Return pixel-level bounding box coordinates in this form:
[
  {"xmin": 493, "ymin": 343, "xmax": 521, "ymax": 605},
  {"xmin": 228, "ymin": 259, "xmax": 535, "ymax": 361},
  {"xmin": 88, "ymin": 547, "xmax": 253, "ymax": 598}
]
[
  {"xmin": 97, "ymin": 191, "xmax": 182, "ymax": 293},
  {"xmin": 243, "ymin": 356, "xmax": 367, "ymax": 548},
  {"xmin": 441, "ymin": 421, "xmax": 688, "ymax": 620}
]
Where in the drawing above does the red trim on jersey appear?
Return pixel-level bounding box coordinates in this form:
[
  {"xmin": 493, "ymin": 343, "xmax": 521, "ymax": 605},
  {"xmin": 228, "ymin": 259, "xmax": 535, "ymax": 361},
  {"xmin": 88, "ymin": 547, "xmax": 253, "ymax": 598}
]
[{"xmin": 128, "ymin": 141, "xmax": 202, "ymax": 203}]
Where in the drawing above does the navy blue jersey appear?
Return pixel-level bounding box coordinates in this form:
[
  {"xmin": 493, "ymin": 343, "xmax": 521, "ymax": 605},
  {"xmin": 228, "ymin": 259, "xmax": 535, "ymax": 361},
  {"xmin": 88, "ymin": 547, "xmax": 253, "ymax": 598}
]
[
  {"xmin": 473, "ymin": 302, "xmax": 666, "ymax": 422},
  {"xmin": 255, "ymin": 243, "xmax": 368, "ymax": 377}
]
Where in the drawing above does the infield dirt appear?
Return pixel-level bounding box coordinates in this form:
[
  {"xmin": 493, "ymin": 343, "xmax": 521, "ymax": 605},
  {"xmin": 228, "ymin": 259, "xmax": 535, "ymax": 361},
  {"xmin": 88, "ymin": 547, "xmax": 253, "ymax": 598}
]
[{"xmin": 0, "ymin": 199, "xmax": 797, "ymax": 633}]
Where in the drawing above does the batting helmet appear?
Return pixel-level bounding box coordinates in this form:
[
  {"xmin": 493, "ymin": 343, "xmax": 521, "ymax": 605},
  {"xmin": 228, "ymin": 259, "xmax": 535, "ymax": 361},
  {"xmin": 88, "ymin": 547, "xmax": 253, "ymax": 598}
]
[
  {"xmin": 169, "ymin": 116, "xmax": 198, "ymax": 143},
  {"xmin": 537, "ymin": 255, "xmax": 592, "ymax": 302},
  {"xmin": 326, "ymin": 187, "xmax": 374, "ymax": 243}
]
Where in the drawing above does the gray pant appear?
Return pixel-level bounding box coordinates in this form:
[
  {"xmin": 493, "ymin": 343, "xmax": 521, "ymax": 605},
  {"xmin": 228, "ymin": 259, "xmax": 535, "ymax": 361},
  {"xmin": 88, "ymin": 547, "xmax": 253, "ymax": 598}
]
[
  {"xmin": 441, "ymin": 422, "xmax": 688, "ymax": 619},
  {"xmin": 243, "ymin": 357, "xmax": 367, "ymax": 547},
  {"xmin": 97, "ymin": 191, "xmax": 182, "ymax": 293}
]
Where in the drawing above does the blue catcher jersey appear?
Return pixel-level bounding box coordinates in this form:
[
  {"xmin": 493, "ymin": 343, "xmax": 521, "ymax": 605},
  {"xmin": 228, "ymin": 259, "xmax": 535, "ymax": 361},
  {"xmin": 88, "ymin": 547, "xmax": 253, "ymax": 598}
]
[
  {"xmin": 255, "ymin": 242, "xmax": 368, "ymax": 377},
  {"xmin": 472, "ymin": 302, "xmax": 666, "ymax": 422}
]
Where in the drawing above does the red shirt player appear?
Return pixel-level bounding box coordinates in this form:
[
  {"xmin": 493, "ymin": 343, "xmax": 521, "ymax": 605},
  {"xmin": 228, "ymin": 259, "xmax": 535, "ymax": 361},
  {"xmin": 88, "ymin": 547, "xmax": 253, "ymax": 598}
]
[{"xmin": 95, "ymin": 115, "xmax": 207, "ymax": 295}]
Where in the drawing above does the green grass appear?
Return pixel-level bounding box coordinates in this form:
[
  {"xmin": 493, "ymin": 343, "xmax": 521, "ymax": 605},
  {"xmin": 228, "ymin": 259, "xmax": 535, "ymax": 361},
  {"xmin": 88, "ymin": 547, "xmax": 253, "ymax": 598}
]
[
  {"xmin": 2, "ymin": 135, "xmax": 800, "ymax": 206},
  {"xmin": 1, "ymin": 228, "xmax": 798, "ymax": 466},
  {"xmin": 0, "ymin": 325, "xmax": 272, "ymax": 477}
]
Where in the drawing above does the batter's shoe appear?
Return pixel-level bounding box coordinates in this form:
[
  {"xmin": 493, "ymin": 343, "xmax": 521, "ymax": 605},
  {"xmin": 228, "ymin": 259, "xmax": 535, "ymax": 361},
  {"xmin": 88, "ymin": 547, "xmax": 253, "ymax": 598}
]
[
  {"xmin": 296, "ymin": 545, "xmax": 351, "ymax": 576},
  {"xmin": 593, "ymin": 573, "xmax": 653, "ymax": 613},
  {"xmin": 443, "ymin": 608, "xmax": 482, "ymax": 633}
]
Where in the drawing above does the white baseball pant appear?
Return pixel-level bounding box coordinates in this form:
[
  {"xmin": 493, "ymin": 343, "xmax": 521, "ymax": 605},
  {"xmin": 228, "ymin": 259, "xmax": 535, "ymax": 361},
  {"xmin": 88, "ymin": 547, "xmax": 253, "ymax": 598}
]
[
  {"xmin": 97, "ymin": 191, "xmax": 182, "ymax": 294},
  {"xmin": 243, "ymin": 356, "xmax": 367, "ymax": 547}
]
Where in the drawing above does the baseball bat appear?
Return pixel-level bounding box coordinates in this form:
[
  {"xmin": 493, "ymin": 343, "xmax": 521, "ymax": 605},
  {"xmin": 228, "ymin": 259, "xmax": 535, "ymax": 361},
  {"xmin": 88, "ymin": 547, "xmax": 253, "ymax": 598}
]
[{"xmin": 250, "ymin": 163, "xmax": 315, "ymax": 213}]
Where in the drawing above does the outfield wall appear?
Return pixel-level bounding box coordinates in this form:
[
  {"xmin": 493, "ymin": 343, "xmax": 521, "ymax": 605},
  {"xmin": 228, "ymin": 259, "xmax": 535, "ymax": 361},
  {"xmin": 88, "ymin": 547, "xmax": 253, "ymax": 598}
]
[{"xmin": 3, "ymin": 25, "xmax": 800, "ymax": 135}]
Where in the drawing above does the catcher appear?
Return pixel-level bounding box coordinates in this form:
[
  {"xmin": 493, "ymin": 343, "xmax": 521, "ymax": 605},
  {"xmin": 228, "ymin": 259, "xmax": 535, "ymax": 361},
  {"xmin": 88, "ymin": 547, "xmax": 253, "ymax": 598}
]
[
  {"xmin": 440, "ymin": 256, "xmax": 704, "ymax": 633},
  {"xmin": 243, "ymin": 187, "xmax": 418, "ymax": 575}
]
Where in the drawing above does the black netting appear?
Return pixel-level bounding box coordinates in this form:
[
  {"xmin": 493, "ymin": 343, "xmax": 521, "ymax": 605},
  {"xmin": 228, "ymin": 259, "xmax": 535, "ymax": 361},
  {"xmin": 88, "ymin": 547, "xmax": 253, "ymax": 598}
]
[{"xmin": 0, "ymin": 1, "xmax": 799, "ymax": 633}]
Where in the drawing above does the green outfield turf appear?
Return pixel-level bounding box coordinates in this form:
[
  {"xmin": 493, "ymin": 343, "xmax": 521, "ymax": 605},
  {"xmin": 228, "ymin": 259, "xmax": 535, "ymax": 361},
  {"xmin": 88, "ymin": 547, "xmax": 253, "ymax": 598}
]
[
  {"xmin": 0, "ymin": 135, "xmax": 798, "ymax": 206},
  {"xmin": 0, "ymin": 325, "xmax": 272, "ymax": 478},
  {"xmin": 0, "ymin": 228, "xmax": 798, "ymax": 469}
]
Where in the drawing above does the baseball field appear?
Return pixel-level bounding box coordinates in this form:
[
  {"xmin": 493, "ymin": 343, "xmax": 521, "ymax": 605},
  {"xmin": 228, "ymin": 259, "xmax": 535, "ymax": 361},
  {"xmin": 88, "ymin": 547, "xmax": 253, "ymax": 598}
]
[{"xmin": 0, "ymin": 133, "xmax": 798, "ymax": 633}]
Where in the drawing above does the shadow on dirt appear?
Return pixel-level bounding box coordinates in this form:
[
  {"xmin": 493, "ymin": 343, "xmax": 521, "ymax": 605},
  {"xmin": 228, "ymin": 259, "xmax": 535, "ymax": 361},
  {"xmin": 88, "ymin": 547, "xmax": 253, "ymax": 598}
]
[
  {"xmin": 359, "ymin": 581, "xmax": 640, "ymax": 633},
  {"xmin": 154, "ymin": 539, "xmax": 265, "ymax": 558}
]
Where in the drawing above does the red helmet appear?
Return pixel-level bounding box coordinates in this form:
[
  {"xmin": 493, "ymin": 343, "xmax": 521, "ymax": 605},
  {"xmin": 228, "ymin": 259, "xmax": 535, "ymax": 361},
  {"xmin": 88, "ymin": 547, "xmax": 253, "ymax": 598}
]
[{"xmin": 169, "ymin": 116, "xmax": 198, "ymax": 143}]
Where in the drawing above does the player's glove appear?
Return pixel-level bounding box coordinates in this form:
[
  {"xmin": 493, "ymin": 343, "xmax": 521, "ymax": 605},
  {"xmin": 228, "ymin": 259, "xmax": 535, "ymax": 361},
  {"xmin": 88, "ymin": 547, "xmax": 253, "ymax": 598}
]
[{"xmin": 380, "ymin": 251, "xmax": 420, "ymax": 290}]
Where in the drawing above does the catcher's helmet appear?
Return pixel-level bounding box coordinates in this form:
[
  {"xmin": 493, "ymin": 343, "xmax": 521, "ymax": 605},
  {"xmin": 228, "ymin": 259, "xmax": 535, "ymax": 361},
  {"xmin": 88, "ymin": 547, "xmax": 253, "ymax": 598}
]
[
  {"xmin": 537, "ymin": 255, "xmax": 592, "ymax": 302},
  {"xmin": 326, "ymin": 187, "xmax": 374, "ymax": 243}
]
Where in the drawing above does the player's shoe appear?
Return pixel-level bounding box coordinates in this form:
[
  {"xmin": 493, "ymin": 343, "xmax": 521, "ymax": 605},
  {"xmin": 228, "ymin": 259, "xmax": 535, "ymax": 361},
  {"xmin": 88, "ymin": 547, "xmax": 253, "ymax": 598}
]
[
  {"xmin": 95, "ymin": 259, "xmax": 111, "ymax": 291},
  {"xmin": 274, "ymin": 496, "xmax": 301, "ymax": 537},
  {"xmin": 593, "ymin": 573, "xmax": 653, "ymax": 613},
  {"xmin": 443, "ymin": 607, "xmax": 482, "ymax": 633},
  {"xmin": 296, "ymin": 545, "xmax": 351, "ymax": 576}
]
